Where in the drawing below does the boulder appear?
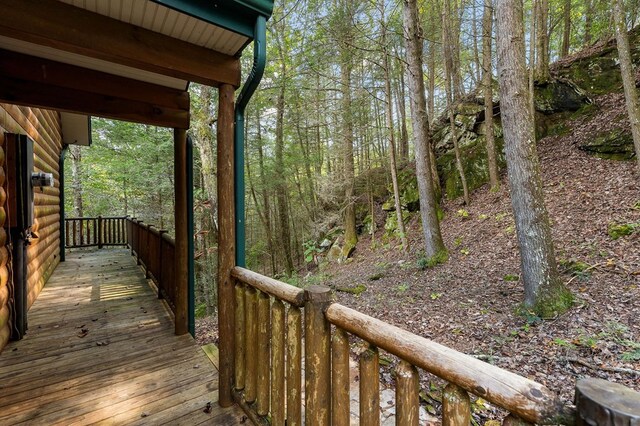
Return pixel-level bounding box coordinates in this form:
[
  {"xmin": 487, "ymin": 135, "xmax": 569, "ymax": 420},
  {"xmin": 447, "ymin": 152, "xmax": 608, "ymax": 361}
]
[{"xmin": 579, "ymin": 128, "xmax": 637, "ymax": 160}]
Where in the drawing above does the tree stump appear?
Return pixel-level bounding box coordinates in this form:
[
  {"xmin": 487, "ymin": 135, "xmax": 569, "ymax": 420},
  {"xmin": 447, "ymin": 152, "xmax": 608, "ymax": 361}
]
[{"xmin": 575, "ymin": 377, "xmax": 640, "ymax": 425}]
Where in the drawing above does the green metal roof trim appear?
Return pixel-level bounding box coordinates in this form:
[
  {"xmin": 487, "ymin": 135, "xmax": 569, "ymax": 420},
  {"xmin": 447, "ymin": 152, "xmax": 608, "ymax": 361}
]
[{"xmin": 151, "ymin": 0, "xmax": 274, "ymax": 40}]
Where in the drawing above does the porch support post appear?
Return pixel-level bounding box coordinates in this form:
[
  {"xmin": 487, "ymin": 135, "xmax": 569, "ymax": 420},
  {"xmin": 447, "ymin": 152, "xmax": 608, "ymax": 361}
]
[
  {"xmin": 217, "ymin": 83, "xmax": 236, "ymax": 407},
  {"xmin": 174, "ymin": 127, "xmax": 188, "ymax": 335}
]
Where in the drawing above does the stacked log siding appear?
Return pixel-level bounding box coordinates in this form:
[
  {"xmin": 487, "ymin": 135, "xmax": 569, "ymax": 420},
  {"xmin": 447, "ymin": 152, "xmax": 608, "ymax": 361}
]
[{"xmin": 0, "ymin": 104, "xmax": 63, "ymax": 352}]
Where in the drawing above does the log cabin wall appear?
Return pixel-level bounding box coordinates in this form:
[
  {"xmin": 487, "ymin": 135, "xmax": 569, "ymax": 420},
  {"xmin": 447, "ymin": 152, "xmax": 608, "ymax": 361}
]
[{"xmin": 0, "ymin": 104, "xmax": 63, "ymax": 352}]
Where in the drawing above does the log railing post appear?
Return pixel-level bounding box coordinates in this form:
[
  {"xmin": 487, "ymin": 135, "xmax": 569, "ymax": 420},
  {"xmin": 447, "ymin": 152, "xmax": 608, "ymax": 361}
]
[
  {"xmin": 217, "ymin": 83, "xmax": 236, "ymax": 407},
  {"xmin": 244, "ymin": 287, "xmax": 258, "ymax": 404},
  {"xmin": 359, "ymin": 345, "xmax": 380, "ymax": 426},
  {"xmin": 234, "ymin": 282, "xmax": 246, "ymax": 391},
  {"xmin": 270, "ymin": 300, "xmax": 285, "ymax": 425},
  {"xmin": 332, "ymin": 328, "xmax": 350, "ymax": 426},
  {"xmin": 442, "ymin": 383, "xmax": 471, "ymax": 426},
  {"xmin": 575, "ymin": 378, "xmax": 640, "ymax": 426},
  {"xmin": 97, "ymin": 215, "xmax": 103, "ymax": 249},
  {"xmin": 287, "ymin": 306, "xmax": 302, "ymax": 426},
  {"xmin": 395, "ymin": 361, "xmax": 419, "ymax": 426},
  {"xmin": 256, "ymin": 290, "xmax": 271, "ymax": 416},
  {"xmin": 304, "ymin": 285, "xmax": 332, "ymax": 426}
]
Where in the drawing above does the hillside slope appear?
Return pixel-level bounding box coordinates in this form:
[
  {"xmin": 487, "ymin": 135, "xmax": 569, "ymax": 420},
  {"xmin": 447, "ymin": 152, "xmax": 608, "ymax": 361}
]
[{"xmin": 314, "ymin": 92, "xmax": 639, "ymax": 412}]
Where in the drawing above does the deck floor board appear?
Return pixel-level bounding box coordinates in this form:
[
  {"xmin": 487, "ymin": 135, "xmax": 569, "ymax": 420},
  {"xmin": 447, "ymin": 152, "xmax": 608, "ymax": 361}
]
[{"xmin": 0, "ymin": 249, "xmax": 244, "ymax": 425}]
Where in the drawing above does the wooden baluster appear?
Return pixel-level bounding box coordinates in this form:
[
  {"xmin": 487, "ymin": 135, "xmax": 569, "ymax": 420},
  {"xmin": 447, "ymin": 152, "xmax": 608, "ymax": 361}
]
[
  {"xmin": 332, "ymin": 328, "xmax": 350, "ymax": 426},
  {"xmin": 395, "ymin": 361, "xmax": 419, "ymax": 426},
  {"xmin": 112, "ymin": 218, "xmax": 116, "ymax": 244},
  {"xmin": 65, "ymin": 219, "xmax": 70, "ymax": 248},
  {"xmin": 442, "ymin": 383, "xmax": 471, "ymax": 426},
  {"xmin": 79, "ymin": 219, "xmax": 84, "ymax": 246},
  {"xmin": 86, "ymin": 220, "xmax": 91, "ymax": 247},
  {"xmin": 93, "ymin": 218, "xmax": 98, "ymax": 247},
  {"xmin": 359, "ymin": 345, "xmax": 380, "ymax": 426},
  {"xmin": 256, "ymin": 290, "xmax": 271, "ymax": 416},
  {"xmin": 234, "ymin": 282, "xmax": 245, "ymax": 390},
  {"xmin": 286, "ymin": 306, "xmax": 302, "ymax": 426},
  {"xmin": 72, "ymin": 219, "xmax": 77, "ymax": 247},
  {"xmin": 158, "ymin": 230, "xmax": 166, "ymax": 299},
  {"xmin": 244, "ymin": 287, "xmax": 258, "ymax": 403},
  {"xmin": 304, "ymin": 286, "xmax": 332, "ymax": 426},
  {"xmin": 271, "ymin": 300, "xmax": 285, "ymax": 425},
  {"xmin": 98, "ymin": 215, "xmax": 103, "ymax": 249}
]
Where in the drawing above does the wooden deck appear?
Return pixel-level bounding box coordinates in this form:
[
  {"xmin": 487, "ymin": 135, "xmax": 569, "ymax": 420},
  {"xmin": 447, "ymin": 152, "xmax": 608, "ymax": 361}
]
[{"xmin": 0, "ymin": 249, "xmax": 245, "ymax": 425}]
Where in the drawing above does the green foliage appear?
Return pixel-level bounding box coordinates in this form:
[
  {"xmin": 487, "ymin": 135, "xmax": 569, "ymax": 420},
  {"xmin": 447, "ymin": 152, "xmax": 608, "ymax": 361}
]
[
  {"xmin": 503, "ymin": 274, "xmax": 519, "ymax": 282},
  {"xmin": 430, "ymin": 292, "xmax": 442, "ymax": 300},
  {"xmin": 195, "ymin": 303, "xmax": 208, "ymax": 319},
  {"xmin": 558, "ymin": 258, "xmax": 592, "ymax": 281},
  {"xmin": 396, "ymin": 282, "xmax": 410, "ymax": 292},
  {"xmin": 416, "ymin": 250, "xmax": 449, "ymax": 270},
  {"xmin": 607, "ymin": 222, "xmax": 638, "ymax": 239},
  {"xmin": 459, "ymin": 248, "xmax": 470, "ymax": 255},
  {"xmin": 303, "ymin": 240, "xmax": 322, "ymax": 263},
  {"xmin": 456, "ymin": 209, "xmax": 469, "ymax": 219},
  {"xmin": 453, "ymin": 237, "xmax": 463, "ymax": 247}
]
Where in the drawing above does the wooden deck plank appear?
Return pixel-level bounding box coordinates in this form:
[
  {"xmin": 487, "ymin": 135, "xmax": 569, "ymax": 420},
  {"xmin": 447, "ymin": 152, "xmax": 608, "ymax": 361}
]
[{"xmin": 0, "ymin": 248, "xmax": 243, "ymax": 425}]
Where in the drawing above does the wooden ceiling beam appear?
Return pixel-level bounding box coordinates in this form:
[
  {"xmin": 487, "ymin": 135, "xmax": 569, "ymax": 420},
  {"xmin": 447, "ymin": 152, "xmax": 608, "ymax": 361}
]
[
  {"xmin": 0, "ymin": 0, "xmax": 241, "ymax": 88},
  {"xmin": 0, "ymin": 77, "xmax": 190, "ymax": 129},
  {"xmin": 0, "ymin": 49, "xmax": 190, "ymax": 111}
]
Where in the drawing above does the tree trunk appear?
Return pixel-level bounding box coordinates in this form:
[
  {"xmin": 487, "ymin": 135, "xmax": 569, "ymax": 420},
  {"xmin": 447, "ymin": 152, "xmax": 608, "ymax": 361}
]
[
  {"xmin": 613, "ymin": 0, "xmax": 640, "ymax": 172},
  {"xmin": 275, "ymin": 84, "xmax": 294, "ymax": 276},
  {"xmin": 69, "ymin": 145, "xmax": 84, "ymax": 217},
  {"xmin": 403, "ymin": 0, "xmax": 447, "ymax": 260},
  {"xmin": 443, "ymin": 9, "xmax": 471, "ymax": 205},
  {"xmin": 339, "ymin": 0, "xmax": 358, "ymax": 260},
  {"xmin": 191, "ymin": 85, "xmax": 219, "ymax": 236},
  {"xmin": 584, "ymin": 0, "xmax": 593, "ymax": 45},
  {"xmin": 396, "ymin": 59, "xmax": 410, "ymax": 161},
  {"xmin": 444, "ymin": 0, "xmax": 464, "ymax": 100},
  {"xmin": 561, "ymin": 0, "xmax": 571, "ymax": 57},
  {"xmin": 483, "ymin": 0, "xmax": 500, "ymax": 191},
  {"xmin": 273, "ymin": 27, "xmax": 295, "ymax": 276},
  {"xmin": 534, "ymin": 0, "xmax": 550, "ymax": 81},
  {"xmin": 496, "ymin": 0, "xmax": 572, "ymax": 316},
  {"xmin": 381, "ymin": 1, "xmax": 409, "ymax": 252}
]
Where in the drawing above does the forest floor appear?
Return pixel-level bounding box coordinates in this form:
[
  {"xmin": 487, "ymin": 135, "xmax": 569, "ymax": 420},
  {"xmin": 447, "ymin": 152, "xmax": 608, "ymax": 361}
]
[{"xmin": 197, "ymin": 93, "xmax": 639, "ymax": 422}]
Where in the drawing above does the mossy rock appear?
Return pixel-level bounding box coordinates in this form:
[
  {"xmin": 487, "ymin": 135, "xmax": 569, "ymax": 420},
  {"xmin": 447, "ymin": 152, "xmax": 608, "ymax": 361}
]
[
  {"xmin": 579, "ymin": 128, "xmax": 636, "ymax": 160},
  {"xmin": 382, "ymin": 167, "xmax": 421, "ymax": 212},
  {"xmin": 436, "ymin": 135, "xmax": 507, "ymax": 199},
  {"xmin": 534, "ymin": 80, "xmax": 591, "ymax": 114}
]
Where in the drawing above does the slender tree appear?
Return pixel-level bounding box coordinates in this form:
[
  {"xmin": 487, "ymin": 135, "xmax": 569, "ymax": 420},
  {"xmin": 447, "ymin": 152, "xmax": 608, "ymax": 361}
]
[
  {"xmin": 483, "ymin": 0, "xmax": 500, "ymax": 191},
  {"xmin": 561, "ymin": 0, "xmax": 572, "ymax": 57},
  {"xmin": 443, "ymin": 10, "xmax": 471, "ymax": 205},
  {"xmin": 273, "ymin": 24, "xmax": 295, "ymax": 276},
  {"xmin": 613, "ymin": 0, "xmax": 640, "ymax": 171},
  {"xmin": 403, "ymin": 0, "xmax": 447, "ymax": 260},
  {"xmin": 496, "ymin": 0, "xmax": 572, "ymax": 316},
  {"xmin": 380, "ymin": 0, "xmax": 408, "ymax": 251},
  {"xmin": 338, "ymin": 0, "xmax": 358, "ymax": 259},
  {"xmin": 69, "ymin": 145, "xmax": 84, "ymax": 217},
  {"xmin": 534, "ymin": 0, "xmax": 550, "ymax": 81}
]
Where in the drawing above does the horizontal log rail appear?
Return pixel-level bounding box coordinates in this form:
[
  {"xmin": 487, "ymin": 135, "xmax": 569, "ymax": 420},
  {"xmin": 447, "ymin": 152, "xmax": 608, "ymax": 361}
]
[
  {"xmin": 127, "ymin": 218, "xmax": 176, "ymax": 313},
  {"xmin": 64, "ymin": 216, "xmax": 127, "ymax": 248},
  {"xmin": 232, "ymin": 269, "xmax": 578, "ymax": 426}
]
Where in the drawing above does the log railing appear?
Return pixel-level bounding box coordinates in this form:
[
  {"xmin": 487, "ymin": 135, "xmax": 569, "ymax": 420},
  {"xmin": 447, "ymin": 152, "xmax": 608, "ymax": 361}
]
[
  {"xmin": 64, "ymin": 216, "xmax": 127, "ymax": 248},
  {"xmin": 231, "ymin": 266, "xmax": 576, "ymax": 426},
  {"xmin": 126, "ymin": 218, "xmax": 176, "ymax": 313}
]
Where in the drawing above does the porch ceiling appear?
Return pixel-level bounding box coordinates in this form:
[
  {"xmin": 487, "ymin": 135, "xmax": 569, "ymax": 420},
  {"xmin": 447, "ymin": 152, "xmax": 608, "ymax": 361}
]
[{"xmin": 0, "ymin": 0, "xmax": 273, "ymax": 128}]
